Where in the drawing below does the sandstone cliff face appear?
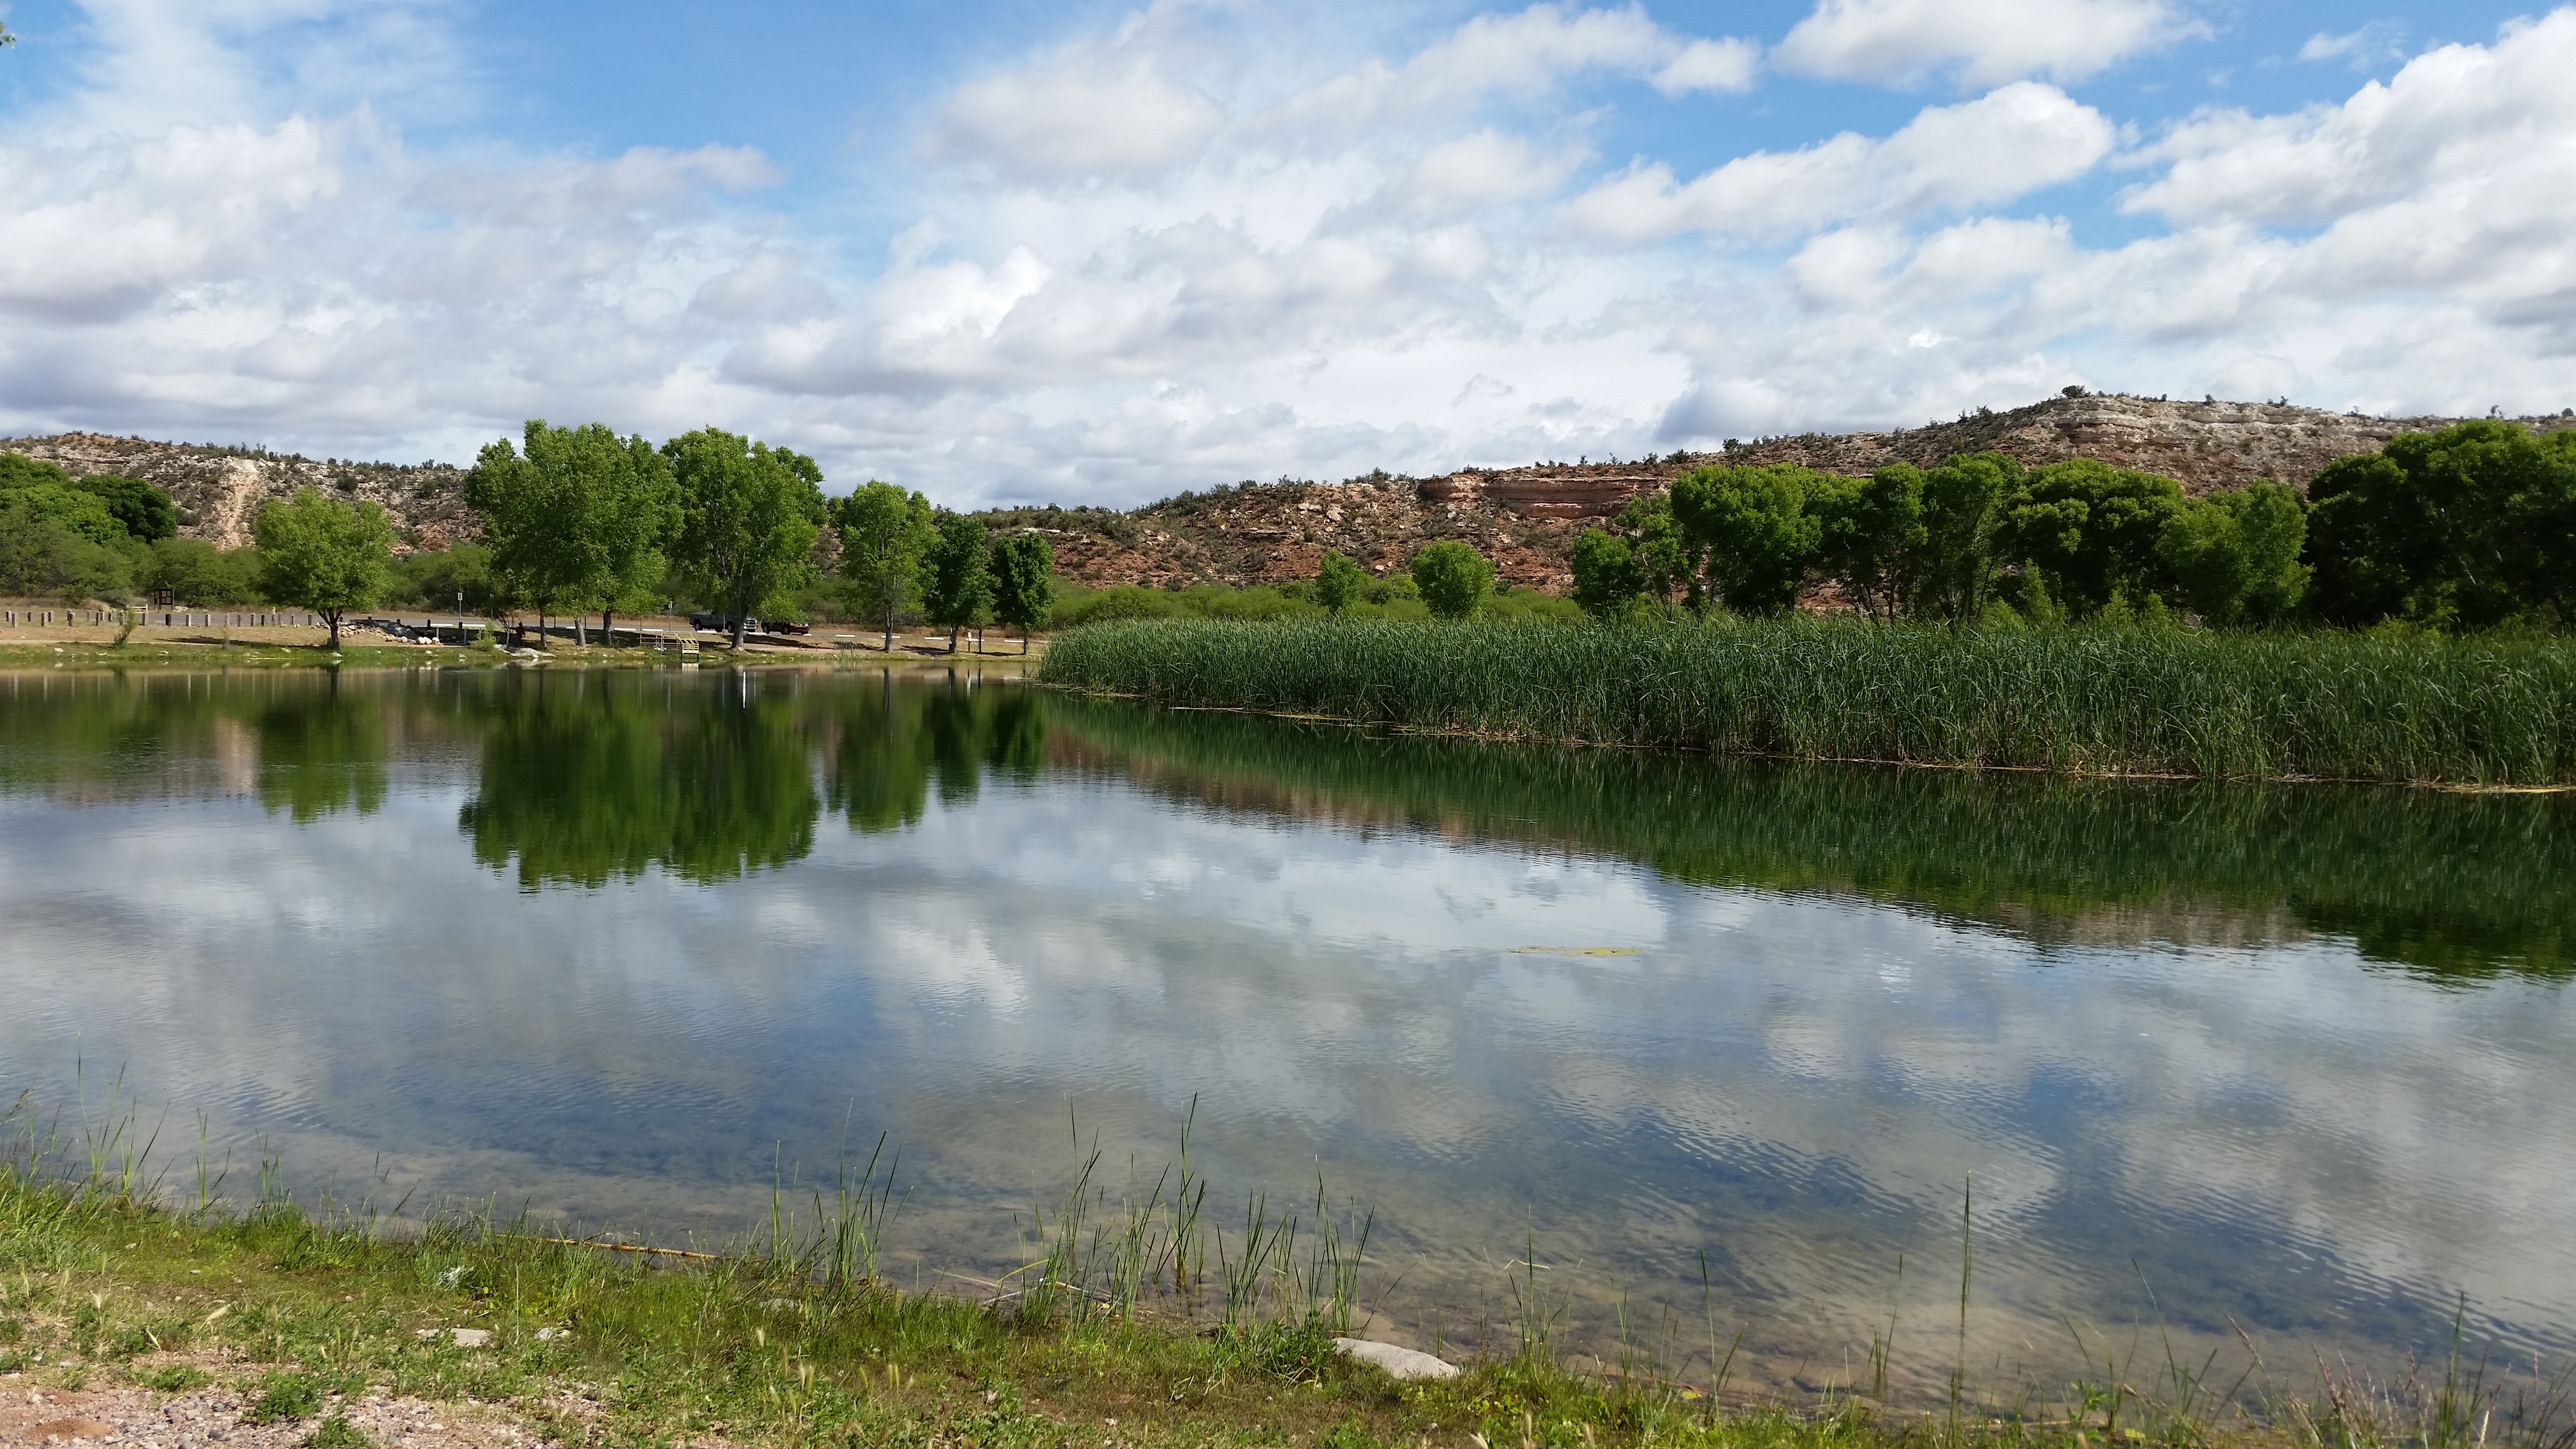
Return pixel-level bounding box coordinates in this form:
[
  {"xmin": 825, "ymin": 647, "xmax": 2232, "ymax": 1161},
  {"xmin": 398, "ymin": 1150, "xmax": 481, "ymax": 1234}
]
[{"xmin": 0, "ymin": 433, "xmax": 477, "ymax": 554}]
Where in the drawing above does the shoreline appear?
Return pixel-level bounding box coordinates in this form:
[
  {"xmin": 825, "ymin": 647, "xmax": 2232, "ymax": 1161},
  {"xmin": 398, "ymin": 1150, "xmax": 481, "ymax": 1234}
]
[{"xmin": 2, "ymin": 1168, "xmax": 2510, "ymax": 1449}]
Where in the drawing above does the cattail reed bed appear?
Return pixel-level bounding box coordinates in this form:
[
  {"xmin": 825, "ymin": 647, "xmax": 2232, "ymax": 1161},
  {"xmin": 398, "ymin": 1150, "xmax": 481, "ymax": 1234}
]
[{"xmin": 1039, "ymin": 618, "xmax": 2576, "ymax": 787}]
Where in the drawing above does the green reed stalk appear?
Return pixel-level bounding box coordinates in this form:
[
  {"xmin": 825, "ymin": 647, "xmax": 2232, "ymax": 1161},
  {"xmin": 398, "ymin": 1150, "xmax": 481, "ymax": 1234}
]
[{"xmin": 1040, "ymin": 618, "xmax": 2576, "ymax": 786}]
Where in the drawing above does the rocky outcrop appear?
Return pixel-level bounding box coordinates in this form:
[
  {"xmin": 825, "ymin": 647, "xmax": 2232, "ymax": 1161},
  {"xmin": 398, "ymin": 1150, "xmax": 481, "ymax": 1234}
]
[
  {"xmin": 0, "ymin": 433, "xmax": 476, "ymax": 554},
  {"xmin": 1041, "ymin": 394, "xmax": 2575, "ymax": 592}
]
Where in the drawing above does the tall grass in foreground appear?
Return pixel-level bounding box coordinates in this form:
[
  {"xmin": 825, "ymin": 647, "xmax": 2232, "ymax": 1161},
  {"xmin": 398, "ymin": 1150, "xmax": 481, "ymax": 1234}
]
[{"xmin": 1040, "ymin": 618, "xmax": 2576, "ymax": 786}]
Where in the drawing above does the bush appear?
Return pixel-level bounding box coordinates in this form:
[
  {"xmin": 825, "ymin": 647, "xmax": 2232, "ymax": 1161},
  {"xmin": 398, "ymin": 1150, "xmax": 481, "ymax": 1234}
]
[{"xmin": 0, "ymin": 505, "xmax": 139, "ymax": 600}]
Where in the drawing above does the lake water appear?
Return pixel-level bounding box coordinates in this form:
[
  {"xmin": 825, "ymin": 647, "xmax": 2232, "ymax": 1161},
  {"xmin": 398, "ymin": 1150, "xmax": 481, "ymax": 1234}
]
[{"xmin": 3, "ymin": 665, "xmax": 2572, "ymax": 1401}]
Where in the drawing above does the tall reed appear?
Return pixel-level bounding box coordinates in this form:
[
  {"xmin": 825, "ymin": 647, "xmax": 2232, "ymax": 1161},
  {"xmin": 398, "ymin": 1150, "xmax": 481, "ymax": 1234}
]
[{"xmin": 1040, "ymin": 618, "xmax": 2576, "ymax": 786}]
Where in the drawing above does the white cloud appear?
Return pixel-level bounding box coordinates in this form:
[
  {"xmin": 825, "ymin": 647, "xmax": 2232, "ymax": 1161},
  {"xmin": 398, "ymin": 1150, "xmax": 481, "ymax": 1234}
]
[
  {"xmin": 1561, "ymin": 82, "xmax": 2114, "ymax": 244},
  {"xmin": 2123, "ymin": 11, "xmax": 2576, "ymax": 226},
  {"xmin": 4, "ymin": 0, "xmax": 2576, "ymax": 512},
  {"xmin": 1653, "ymin": 37, "xmax": 1761, "ymax": 95},
  {"xmin": 2299, "ymin": 22, "xmax": 2407, "ymax": 69},
  {"xmin": 929, "ymin": 50, "xmax": 1223, "ymax": 183},
  {"xmin": 1252, "ymin": 4, "xmax": 1760, "ymax": 145},
  {"xmin": 1774, "ymin": 0, "xmax": 2203, "ymax": 87}
]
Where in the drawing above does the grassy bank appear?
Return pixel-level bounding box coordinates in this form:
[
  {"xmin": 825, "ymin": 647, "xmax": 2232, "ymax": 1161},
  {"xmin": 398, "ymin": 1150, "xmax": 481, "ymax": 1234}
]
[
  {"xmin": 1039, "ymin": 619, "xmax": 2576, "ymax": 787},
  {"xmin": 12, "ymin": 1159, "xmax": 2568, "ymax": 1449}
]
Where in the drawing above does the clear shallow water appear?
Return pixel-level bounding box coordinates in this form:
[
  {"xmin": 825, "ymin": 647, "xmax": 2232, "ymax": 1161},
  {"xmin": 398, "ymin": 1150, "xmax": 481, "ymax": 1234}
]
[{"xmin": 3, "ymin": 666, "xmax": 2573, "ymax": 1399}]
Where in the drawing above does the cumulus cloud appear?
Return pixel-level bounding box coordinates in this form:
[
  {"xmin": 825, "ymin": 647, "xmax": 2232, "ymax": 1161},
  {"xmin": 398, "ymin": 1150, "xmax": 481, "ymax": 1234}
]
[
  {"xmin": 2123, "ymin": 12, "xmax": 2576, "ymax": 226},
  {"xmin": 1252, "ymin": 4, "xmax": 1761, "ymax": 145},
  {"xmin": 1561, "ymin": 83, "xmax": 2114, "ymax": 244},
  {"xmin": 2299, "ymin": 21, "xmax": 2409, "ymax": 70},
  {"xmin": 1774, "ymin": 0, "xmax": 2203, "ymax": 87},
  {"xmin": 928, "ymin": 49, "xmax": 1223, "ymax": 183},
  {"xmin": 3, "ymin": 0, "xmax": 2576, "ymax": 509}
]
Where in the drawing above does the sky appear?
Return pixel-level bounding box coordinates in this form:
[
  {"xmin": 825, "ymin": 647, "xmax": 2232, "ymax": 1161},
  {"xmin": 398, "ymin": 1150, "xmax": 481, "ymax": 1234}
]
[{"xmin": 0, "ymin": 0, "xmax": 2572, "ymax": 506}]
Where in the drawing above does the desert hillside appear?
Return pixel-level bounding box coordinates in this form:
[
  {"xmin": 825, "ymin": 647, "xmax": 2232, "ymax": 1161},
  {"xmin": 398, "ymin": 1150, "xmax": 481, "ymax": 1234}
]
[
  {"xmin": 0, "ymin": 434, "xmax": 476, "ymax": 553},
  {"xmin": 11, "ymin": 394, "xmax": 2568, "ymax": 589}
]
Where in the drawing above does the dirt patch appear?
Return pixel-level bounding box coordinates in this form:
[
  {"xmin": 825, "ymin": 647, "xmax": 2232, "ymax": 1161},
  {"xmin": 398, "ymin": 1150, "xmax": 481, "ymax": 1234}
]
[{"xmin": 0, "ymin": 1371, "xmax": 546, "ymax": 1449}]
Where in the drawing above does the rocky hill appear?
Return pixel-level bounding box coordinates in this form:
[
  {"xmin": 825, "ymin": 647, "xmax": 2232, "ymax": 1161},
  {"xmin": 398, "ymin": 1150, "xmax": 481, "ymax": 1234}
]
[
  {"xmin": 11, "ymin": 394, "xmax": 2570, "ymax": 590},
  {"xmin": 1027, "ymin": 394, "xmax": 2576, "ymax": 593},
  {"xmin": 0, "ymin": 433, "xmax": 476, "ymax": 553}
]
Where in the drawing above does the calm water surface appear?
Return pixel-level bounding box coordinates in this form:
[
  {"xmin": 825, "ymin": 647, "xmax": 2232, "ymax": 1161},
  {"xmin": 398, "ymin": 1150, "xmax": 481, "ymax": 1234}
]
[{"xmin": 3, "ymin": 666, "xmax": 2572, "ymax": 1398}]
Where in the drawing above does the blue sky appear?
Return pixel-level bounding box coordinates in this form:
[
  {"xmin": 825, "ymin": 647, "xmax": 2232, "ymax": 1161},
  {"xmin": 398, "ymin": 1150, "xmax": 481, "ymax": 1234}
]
[{"xmin": 1, "ymin": 0, "xmax": 2570, "ymax": 505}]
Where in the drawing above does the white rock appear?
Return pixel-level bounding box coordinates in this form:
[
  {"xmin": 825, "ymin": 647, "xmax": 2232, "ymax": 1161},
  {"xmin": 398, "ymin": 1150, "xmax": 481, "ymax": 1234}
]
[
  {"xmin": 1332, "ymin": 1338, "xmax": 1459, "ymax": 1381},
  {"xmin": 449, "ymin": 1328, "xmax": 491, "ymax": 1348}
]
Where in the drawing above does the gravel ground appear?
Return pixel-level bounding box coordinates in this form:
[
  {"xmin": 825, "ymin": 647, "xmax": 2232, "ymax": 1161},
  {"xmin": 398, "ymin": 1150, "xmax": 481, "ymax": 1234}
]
[{"xmin": 0, "ymin": 1364, "xmax": 555, "ymax": 1449}]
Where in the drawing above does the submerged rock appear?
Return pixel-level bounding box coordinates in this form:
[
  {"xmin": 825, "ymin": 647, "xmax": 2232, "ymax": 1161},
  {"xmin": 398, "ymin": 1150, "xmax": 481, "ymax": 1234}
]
[{"xmin": 1332, "ymin": 1338, "xmax": 1459, "ymax": 1381}]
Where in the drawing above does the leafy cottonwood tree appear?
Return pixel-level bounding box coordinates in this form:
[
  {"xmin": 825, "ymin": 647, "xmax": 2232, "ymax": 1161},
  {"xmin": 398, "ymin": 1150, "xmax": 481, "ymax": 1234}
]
[
  {"xmin": 1569, "ymin": 528, "xmax": 1641, "ymax": 617},
  {"xmin": 1991, "ymin": 459, "xmax": 2185, "ymax": 618},
  {"xmin": 1811, "ymin": 467, "xmax": 1928, "ymax": 621},
  {"xmin": 2305, "ymin": 420, "xmax": 2576, "ymax": 630},
  {"xmin": 988, "ymin": 531, "xmax": 1056, "ymax": 653},
  {"xmin": 468, "ymin": 421, "xmax": 676, "ymax": 644},
  {"xmin": 665, "ymin": 428, "xmax": 825, "ymax": 648},
  {"xmin": 922, "ymin": 512, "xmax": 993, "ymax": 652},
  {"xmin": 1409, "ymin": 540, "xmax": 1494, "ymax": 620},
  {"xmin": 73, "ymin": 474, "xmax": 177, "ymax": 542},
  {"xmin": 837, "ymin": 482, "xmax": 936, "ymax": 651},
  {"xmin": 1907, "ymin": 452, "xmax": 2016, "ymax": 622},
  {"xmin": 2158, "ymin": 482, "xmax": 2308, "ymax": 627},
  {"xmin": 1313, "ymin": 549, "xmax": 1367, "ymax": 614},
  {"xmin": 1670, "ymin": 464, "xmax": 1823, "ymax": 615},
  {"xmin": 253, "ymin": 487, "xmax": 393, "ymax": 649}
]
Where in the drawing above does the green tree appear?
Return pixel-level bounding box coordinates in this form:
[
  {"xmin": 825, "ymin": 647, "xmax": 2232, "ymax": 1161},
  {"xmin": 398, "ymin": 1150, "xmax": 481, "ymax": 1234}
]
[
  {"xmin": 2305, "ymin": 420, "xmax": 2576, "ymax": 630},
  {"xmin": 0, "ymin": 503, "xmax": 135, "ymax": 600},
  {"xmin": 1569, "ymin": 527, "xmax": 1641, "ymax": 616},
  {"xmin": 1409, "ymin": 540, "xmax": 1495, "ymax": 620},
  {"xmin": 988, "ymin": 531, "xmax": 1055, "ymax": 654},
  {"xmin": 1669, "ymin": 464, "xmax": 1823, "ymax": 615},
  {"xmin": 1313, "ymin": 549, "xmax": 1367, "ymax": 614},
  {"xmin": 1, "ymin": 455, "xmax": 128, "ymax": 546},
  {"xmin": 921, "ymin": 512, "xmax": 993, "ymax": 652},
  {"xmin": 1991, "ymin": 459, "xmax": 2186, "ymax": 618},
  {"xmin": 2157, "ymin": 482, "xmax": 2309, "ymax": 627},
  {"xmin": 72, "ymin": 473, "xmax": 177, "ymax": 542},
  {"xmin": 1811, "ymin": 466, "xmax": 1927, "ymax": 621},
  {"xmin": 665, "ymin": 428, "xmax": 826, "ymax": 648},
  {"xmin": 1907, "ymin": 452, "xmax": 2015, "ymax": 622},
  {"xmin": 386, "ymin": 543, "xmax": 496, "ymax": 616},
  {"xmin": 253, "ymin": 487, "xmax": 394, "ymax": 649},
  {"xmin": 837, "ymin": 481, "xmax": 936, "ymax": 651},
  {"xmin": 1618, "ymin": 492, "xmax": 1698, "ymax": 615},
  {"xmin": 149, "ymin": 537, "xmax": 262, "ymax": 606},
  {"xmin": 467, "ymin": 421, "xmax": 676, "ymax": 645}
]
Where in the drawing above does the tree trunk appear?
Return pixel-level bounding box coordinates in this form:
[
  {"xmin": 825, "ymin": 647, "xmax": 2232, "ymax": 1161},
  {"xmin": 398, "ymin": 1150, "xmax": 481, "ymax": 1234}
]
[
  {"xmin": 883, "ymin": 607, "xmax": 894, "ymax": 653},
  {"xmin": 732, "ymin": 615, "xmax": 750, "ymax": 650},
  {"xmin": 602, "ymin": 609, "xmax": 614, "ymax": 646},
  {"xmin": 1022, "ymin": 628, "xmax": 1031, "ymax": 655},
  {"xmin": 538, "ymin": 609, "xmax": 547, "ymax": 648},
  {"xmin": 575, "ymin": 614, "xmax": 587, "ymax": 646},
  {"xmin": 326, "ymin": 611, "xmax": 340, "ymax": 650},
  {"xmin": 948, "ymin": 624, "xmax": 961, "ymax": 654}
]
